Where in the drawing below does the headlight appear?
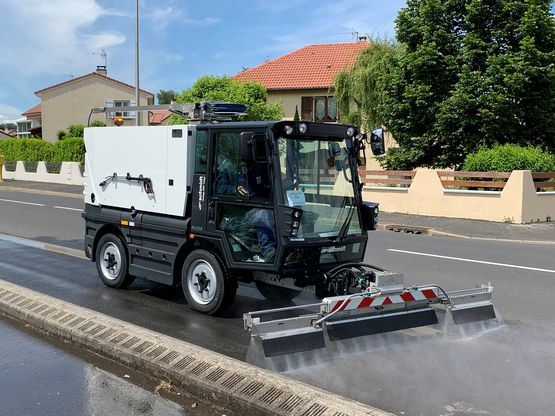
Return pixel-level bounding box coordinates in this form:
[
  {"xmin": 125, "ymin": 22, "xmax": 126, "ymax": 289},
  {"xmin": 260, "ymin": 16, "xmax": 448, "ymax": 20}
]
[
  {"xmin": 284, "ymin": 125, "xmax": 294, "ymax": 135},
  {"xmin": 346, "ymin": 127, "xmax": 355, "ymax": 137},
  {"xmin": 298, "ymin": 123, "xmax": 308, "ymax": 134}
]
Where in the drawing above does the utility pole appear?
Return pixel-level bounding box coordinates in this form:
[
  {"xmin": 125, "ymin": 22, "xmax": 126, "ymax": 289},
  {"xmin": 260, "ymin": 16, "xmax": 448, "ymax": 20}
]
[{"xmin": 135, "ymin": 0, "xmax": 140, "ymax": 126}]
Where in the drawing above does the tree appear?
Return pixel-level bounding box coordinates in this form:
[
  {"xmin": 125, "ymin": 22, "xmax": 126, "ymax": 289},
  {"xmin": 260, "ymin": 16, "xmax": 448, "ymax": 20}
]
[
  {"xmin": 380, "ymin": 0, "xmax": 555, "ymax": 169},
  {"xmin": 334, "ymin": 39, "xmax": 402, "ymax": 132},
  {"xmin": 157, "ymin": 89, "xmax": 178, "ymax": 104},
  {"xmin": 173, "ymin": 76, "xmax": 283, "ymax": 123}
]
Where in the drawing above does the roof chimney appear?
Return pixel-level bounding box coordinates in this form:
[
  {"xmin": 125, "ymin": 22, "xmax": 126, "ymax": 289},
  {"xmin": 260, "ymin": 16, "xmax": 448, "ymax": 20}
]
[{"xmin": 96, "ymin": 65, "xmax": 107, "ymax": 76}]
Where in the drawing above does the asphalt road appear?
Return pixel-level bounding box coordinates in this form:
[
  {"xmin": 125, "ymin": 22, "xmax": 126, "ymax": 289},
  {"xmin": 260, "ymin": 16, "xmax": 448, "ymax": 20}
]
[{"xmin": 1, "ymin": 189, "xmax": 554, "ymax": 415}]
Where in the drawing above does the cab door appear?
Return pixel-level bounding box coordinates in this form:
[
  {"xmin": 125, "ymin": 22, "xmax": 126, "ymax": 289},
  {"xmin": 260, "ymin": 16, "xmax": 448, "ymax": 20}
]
[{"xmin": 206, "ymin": 129, "xmax": 276, "ymax": 266}]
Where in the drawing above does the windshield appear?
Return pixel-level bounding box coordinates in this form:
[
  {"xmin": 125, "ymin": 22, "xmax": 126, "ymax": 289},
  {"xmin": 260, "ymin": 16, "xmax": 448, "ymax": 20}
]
[{"xmin": 278, "ymin": 137, "xmax": 362, "ymax": 239}]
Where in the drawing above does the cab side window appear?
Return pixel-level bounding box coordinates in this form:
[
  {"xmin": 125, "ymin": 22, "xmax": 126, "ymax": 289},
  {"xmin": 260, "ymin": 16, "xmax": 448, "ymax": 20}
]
[
  {"xmin": 214, "ymin": 132, "xmax": 241, "ymax": 196},
  {"xmin": 195, "ymin": 130, "xmax": 208, "ymax": 174}
]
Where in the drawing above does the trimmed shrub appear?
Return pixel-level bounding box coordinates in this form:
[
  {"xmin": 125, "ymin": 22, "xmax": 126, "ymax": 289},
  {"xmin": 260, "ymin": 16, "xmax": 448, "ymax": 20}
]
[
  {"xmin": 67, "ymin": 124, "xmax": 85, "ymax": 138},
  {"xmin": 463, "ymin": 144, "xmax": 555, "ymax": 172},
  {"xmin": 53, "ymin": 137, "xmax": 85, "ymax": 165},
  {"xmin": 57, "ymin": 129, "xmax": 68, "ymax": 141},
  {"xmin": 0, "ymin": 139, "xmax": 55, "ymax": 162},
  {"xmin": 90, "ymin": 120, "xmax": 106, "ymax": 127}
]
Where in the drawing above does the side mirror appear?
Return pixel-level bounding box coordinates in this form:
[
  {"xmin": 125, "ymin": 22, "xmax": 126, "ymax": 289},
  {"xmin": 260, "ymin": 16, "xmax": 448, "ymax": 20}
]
[
  {"xmin": 360, "ymin": 201, "xmax": 379, "ymax": 231},
  {"xmin": 368, "ymin": 128, "xmax": 386, "ymax": 156},
  {"xmin": 240, "ymin": 132, "xmax": 267, "ymax": 162},
  {"xmin": 240, "ymin": 132, "xmax": 255, "ymax": 162}
]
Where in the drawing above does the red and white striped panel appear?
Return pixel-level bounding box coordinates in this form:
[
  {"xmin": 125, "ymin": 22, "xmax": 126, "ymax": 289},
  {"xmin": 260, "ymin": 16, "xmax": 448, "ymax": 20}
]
[{"xmin": 324, "ymin": 288, "xmax": 439, "ymax": 313}]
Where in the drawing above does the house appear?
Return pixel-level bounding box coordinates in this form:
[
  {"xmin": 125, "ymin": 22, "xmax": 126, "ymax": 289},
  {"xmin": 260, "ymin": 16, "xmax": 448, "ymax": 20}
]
[
  {"xmin": 148, "ymin": 109, "xmax": 172, "ymax": 125},
  {"xmin": 16, "ymin": 104, "xmax": 42, "ymax": 138},
  {"xmin": 0, "ymin": 127, "xmax": 17, "ymax": 139},
  {"xmin": 232, "ymin": 41, "xmax": 369, "ymax": 121},
  {"xmin": 32, "ymin": 66, "xmax": 154, "ymax": 142}
]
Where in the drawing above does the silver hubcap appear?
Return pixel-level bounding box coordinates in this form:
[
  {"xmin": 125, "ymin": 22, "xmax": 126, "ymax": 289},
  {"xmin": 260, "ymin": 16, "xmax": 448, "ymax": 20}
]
[
  {"xmin": 100, "ymin": 242, "xmax": 121, "ymax": 280},
  {"xmin": 187, "ymin": 260, "xmax": 217, "ymax": 305}
]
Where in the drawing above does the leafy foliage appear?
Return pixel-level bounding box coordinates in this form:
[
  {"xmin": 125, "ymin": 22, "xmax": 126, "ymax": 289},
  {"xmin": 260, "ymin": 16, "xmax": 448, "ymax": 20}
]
[
  {"xmin": 175, "ymin": 76, "xmax": 283, "ymax": 122},
  {"xmin": 52, "ymin": 137, "xmax": 86, "ymax": 165},
  {"xmin": 380, "ymin": 0, "xmax": 555, "ymax": 169},
  {"xmin": 463, "ymin": 144, "xmax": 555, "ymax": 172},
  {"xmin": 90, "ymin": 120, "xmax": 106, "ymax": 127},
  {"xmin": 0, "ymin": 139, "xmax": 54, "ymax": 162},
  {"xmin": 57, "ymin": 130, "xmax": 68, "ymax": 141},
  {"xmin": 334, "ymin": 39, "xmax": 402, "ymax": 132},
  {"xmin": 67, "ymin": 124, "xmax": 85, "ymax": 138},
  {"xmin": 0, "ymin": 138, "xmax": 84, "ymax": 164},
  {"xmin": 56, "ymin": 123, "xmax": 87, "ymax": 141},
  {"xmin": 157, "ymin": 89, "xmax": 178, "ymax": 104}
]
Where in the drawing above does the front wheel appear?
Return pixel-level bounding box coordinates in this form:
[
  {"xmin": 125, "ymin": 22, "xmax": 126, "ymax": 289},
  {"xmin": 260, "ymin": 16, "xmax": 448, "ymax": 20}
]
[
  {"xmin": 181, "ymin": 250, "xmax": 236, "ymax": 315},
  {"xmin": 95, "ymin": 233, "xmax": 135, "ymax": 288}
]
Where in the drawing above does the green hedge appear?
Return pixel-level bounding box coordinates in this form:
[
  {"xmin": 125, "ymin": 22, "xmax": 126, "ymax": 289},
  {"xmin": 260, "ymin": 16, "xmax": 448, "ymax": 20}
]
[
  {"xmin": 0, "ymin": 137, "xmax": 84, "ymax": 164},
  {"xmin": 52, "ymin": 137, "xmax": 85, "ymax": 165},
  {"xmin": 463, "ymin": 144, "xmax": 555, "ymax": 172}
]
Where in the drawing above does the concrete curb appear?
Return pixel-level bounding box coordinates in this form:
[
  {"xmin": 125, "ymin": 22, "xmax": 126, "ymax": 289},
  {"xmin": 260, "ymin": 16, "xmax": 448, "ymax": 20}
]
[{"xmin": 0, "ymin": 279, "xmax": 393, "ymax": 416}]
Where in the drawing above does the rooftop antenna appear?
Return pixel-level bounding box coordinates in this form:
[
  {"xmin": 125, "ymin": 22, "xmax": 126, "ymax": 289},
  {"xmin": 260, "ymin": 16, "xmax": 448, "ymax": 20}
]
[
  {"xmin": 337, "ymin": 29, "xmax": 359, "ymax": 41},
  {"xmin": 92, "ymin": 49, "xmax": 108, "ymax": 67}
]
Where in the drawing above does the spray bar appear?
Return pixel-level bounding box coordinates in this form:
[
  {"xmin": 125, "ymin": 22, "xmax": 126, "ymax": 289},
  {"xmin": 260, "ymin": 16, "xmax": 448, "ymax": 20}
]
[{"xmin": 244, "ymin": 273, "xmax": 496, "ymax": 357}]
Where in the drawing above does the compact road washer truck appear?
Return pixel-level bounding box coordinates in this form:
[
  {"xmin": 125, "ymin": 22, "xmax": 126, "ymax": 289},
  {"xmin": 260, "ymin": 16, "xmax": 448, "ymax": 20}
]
[{"xmin": 83, "ymin": 102, "xmax": 496, "ymax": 357}]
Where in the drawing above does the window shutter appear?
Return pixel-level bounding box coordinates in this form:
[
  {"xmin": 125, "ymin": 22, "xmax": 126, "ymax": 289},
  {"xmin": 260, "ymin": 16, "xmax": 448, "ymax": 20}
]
[
  {"xmin": 128, "ymin": 100, "xmax": 136, "ymax": 119},
  {"xmin": 105, "ymin": 100, "xmax": 114, "ymax": 118},
  {"xmin": 301, "ymin": 96, "xmax": 313, "ymax": 121}
]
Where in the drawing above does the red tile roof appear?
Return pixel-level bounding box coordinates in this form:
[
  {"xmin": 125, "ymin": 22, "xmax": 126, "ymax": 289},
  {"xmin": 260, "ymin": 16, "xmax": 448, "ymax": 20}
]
[
  {"xmin": 35, "ymin": 72, "xmax": 154, "ymax": 96},
  {"xmin": 22, "ymin": 103, "xmax": 42, "ymax": 117},
  {"xmin": 232, "ymin": 41, "xmax": 370, "ymax": 90},
  {"xmin": 148, "ymin": 109, "xmax": 172, "ymax": 125}
]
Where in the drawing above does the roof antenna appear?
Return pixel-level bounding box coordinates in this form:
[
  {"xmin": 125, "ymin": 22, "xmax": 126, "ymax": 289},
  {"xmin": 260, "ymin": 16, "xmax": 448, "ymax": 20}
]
[
  {"xmin": 337, "ymin": 29, "xmax": 359, "ymax": 41},
  {"xmin": 92, "ymin": 49, "xmax": 108, "ymax": 67}
]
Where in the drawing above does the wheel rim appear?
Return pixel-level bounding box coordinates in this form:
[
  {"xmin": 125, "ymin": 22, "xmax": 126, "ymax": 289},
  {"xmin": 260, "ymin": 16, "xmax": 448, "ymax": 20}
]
[
  {"xmin": 100, "ymin": 242, "xmax": 122, "ymax": 281},
  {"xmin": 187, "ymin": 259, "xmax": 217, "ymax": 305}
]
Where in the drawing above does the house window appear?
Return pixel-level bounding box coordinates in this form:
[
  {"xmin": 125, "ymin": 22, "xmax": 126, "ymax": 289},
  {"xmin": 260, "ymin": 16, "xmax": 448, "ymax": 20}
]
[
  {"xmin": 301, "ymin": 96, "xmax": 338, "ymax": 122},
  {"xmin": 114, "ymin": 100, "xmax": 132, "ymax": 118},
  {"xmin": 17, "ymin": 121, "xmax": 32, "ymax": 138}
]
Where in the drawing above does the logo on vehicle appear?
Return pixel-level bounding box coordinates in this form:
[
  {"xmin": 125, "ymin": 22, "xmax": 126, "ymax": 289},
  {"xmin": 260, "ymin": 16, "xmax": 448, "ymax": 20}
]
[
  {"xmin": 198, "ymin": 175, "xmax": 205, "ymax": 211},
  {"xmin": 321, "ymin": 245, "xmax": 346, "ymax": 254}
]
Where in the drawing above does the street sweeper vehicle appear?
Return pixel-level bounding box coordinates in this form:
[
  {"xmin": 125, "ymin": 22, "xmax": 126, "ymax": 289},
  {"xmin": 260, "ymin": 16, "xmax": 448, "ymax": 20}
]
[{"xmin": 82, "ymin": 102, "xmax": 496, "ymax": 357}]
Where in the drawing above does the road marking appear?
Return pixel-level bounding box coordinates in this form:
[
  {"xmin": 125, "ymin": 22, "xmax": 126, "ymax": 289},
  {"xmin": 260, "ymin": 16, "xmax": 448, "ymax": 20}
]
[
  {"xmin": 54, "ymin": 206, "xmax": 82, "ymax": 212},
  {"xmin": 0, "ymin": 198, "xmax": 45, "ymax": 207},
  {"xmin": 387, "ymin": 248, "xmax": 555, "ymax": 274}
]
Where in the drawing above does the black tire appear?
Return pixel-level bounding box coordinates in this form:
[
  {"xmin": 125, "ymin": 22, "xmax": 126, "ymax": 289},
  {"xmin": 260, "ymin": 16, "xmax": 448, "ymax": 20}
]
[
  {"xmin": 95, "ymin": 233, "xmax": 135, "ymax": 288},
  {"xmin": 255, "ymin": 281, "xmax": 302, "ymax": 302},
  {"xmin": 181, "ymin": 249, "xmax": 237, "ymax": 315}
]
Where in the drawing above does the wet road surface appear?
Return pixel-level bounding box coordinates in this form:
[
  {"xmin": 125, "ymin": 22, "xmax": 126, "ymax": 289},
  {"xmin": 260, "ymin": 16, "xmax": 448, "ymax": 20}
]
[{"xmin": 2, "ymin": 190, "xmax": 555, "ymax": 415}]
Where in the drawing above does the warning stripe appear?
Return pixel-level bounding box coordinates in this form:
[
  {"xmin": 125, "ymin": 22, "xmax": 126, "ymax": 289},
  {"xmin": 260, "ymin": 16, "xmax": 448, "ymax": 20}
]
[{"xmin": 325, "ymin": 288, "xmax": 439, "ymax": 313}]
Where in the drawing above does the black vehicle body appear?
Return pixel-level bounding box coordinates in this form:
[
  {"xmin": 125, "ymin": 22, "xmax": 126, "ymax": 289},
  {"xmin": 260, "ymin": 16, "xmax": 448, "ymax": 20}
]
[{"xmin": 83, "ymin": 120, "xmax": 379, "ymax": 307}]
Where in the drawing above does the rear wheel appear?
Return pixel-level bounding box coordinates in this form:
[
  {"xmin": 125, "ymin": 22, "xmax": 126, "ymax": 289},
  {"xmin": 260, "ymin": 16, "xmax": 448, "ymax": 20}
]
[
  {"xmin": 95, "ymin": 234, "xmax": 135, "ymax": 288},
  {"xmin": 182, "ymin": 250, "xmax": 236, "ymax": 315},
  {"xmin": 255, "ymin": 281, "xmax": 302, "ymax": 302}
]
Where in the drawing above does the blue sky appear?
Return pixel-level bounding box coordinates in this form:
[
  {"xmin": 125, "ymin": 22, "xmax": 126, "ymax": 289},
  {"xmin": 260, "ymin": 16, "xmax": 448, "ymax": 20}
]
[
  {"xmin": 0, "ymin": 0, "xmax": 406, "ymax": 122},
  {"xmin": 1, "ymin": 0, "xmax": 553, "ymax": 123}
]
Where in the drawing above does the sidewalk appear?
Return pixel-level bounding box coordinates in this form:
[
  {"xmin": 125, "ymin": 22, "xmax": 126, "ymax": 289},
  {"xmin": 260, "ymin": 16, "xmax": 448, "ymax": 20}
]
[{"xmin": 1, "ymin": 179, "xmax": 553, "ymax": 243}]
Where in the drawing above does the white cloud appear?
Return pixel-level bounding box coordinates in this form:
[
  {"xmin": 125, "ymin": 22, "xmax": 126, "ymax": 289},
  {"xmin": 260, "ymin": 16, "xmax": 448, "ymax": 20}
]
[
  {"xmin": 0, "ymin": 104, "xmax": 24, "ymax": 122},
  {"xmin": 83, "ymin": 32, "xmax": 127, "ymax": 50},
  {"xmin": 142, "ymin": 1, "xmax": 220, "ymax": 31},
  {"xmin": 0, "ymin": 0, "xmax": 126, "ymax": 78}
]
